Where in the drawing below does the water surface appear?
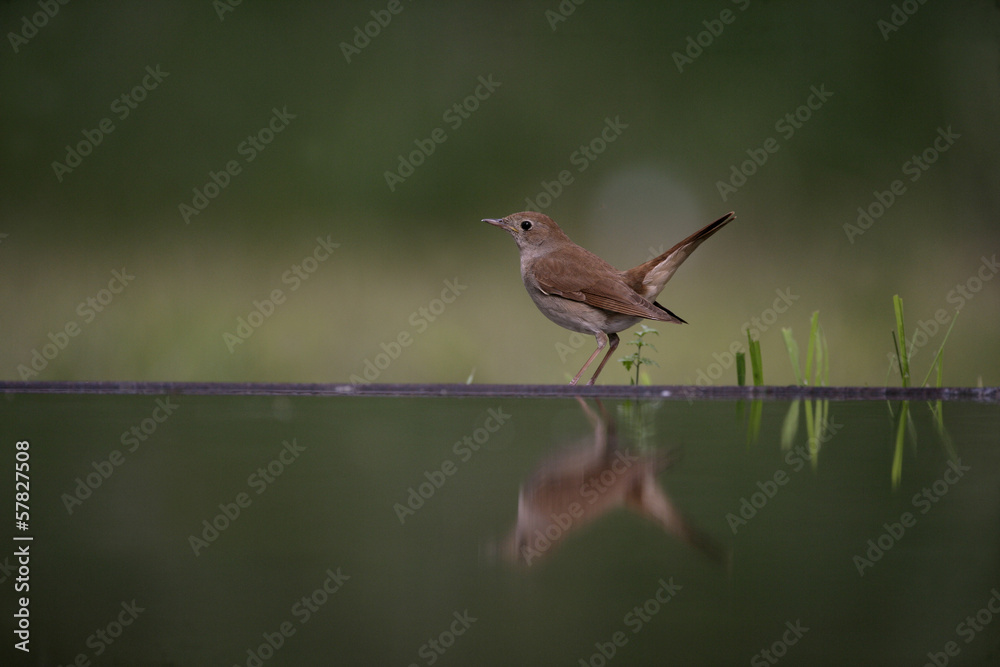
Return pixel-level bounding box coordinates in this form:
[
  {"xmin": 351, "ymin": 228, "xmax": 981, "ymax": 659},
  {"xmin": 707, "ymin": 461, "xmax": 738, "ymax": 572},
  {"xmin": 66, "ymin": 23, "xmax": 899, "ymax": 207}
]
[{"xmin": 3, "ymin": 391, "xmax": 998, "ymax": 666}]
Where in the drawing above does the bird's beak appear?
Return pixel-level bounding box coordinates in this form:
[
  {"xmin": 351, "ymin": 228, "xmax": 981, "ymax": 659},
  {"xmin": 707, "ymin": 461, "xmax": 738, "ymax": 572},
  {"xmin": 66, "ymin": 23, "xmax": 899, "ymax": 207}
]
[{"xmin": 483, "ymin": 217, "xmax": 514, "ymax": 233}]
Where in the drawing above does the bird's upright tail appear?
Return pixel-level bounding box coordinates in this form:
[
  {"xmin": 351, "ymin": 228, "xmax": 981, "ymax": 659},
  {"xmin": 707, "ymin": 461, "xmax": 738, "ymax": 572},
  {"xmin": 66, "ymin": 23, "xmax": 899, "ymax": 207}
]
[{"xmin": 624, "ymin": 211, "xmax": 736, "ymax": 301}]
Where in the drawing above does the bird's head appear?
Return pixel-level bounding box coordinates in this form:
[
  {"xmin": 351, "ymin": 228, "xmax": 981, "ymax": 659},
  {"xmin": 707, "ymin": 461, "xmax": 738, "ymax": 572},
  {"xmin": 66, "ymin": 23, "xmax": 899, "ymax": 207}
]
[{"xmin": 483, "ymin": 211, "xmax": 570, "ymax": 251}]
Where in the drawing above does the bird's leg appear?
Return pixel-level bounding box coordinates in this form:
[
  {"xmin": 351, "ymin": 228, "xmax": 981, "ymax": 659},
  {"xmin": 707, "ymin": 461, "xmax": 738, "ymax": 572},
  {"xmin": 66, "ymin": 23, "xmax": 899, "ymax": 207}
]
[
  {"xmin": 569, "ymin": 332, "xmax": 609, "ymax": 386},
  {"xmin": 586, "ymin": 333, "xmax": 619, "ymax": 386}
]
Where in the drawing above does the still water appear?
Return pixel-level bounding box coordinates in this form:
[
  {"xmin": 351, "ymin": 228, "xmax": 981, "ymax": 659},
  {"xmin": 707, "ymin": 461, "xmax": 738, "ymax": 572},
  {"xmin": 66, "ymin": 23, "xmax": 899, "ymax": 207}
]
[{"xmin": 2, "ymin": 391, "xmax": 998, "ymax": 666}]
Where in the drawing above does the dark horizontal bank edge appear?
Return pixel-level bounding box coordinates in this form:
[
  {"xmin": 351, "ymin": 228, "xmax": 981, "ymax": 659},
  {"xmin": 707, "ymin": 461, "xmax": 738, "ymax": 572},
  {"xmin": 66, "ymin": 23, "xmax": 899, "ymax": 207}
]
[{"xmin": 1, "ymin": 382, "xmax": 998, "ymax": 403}]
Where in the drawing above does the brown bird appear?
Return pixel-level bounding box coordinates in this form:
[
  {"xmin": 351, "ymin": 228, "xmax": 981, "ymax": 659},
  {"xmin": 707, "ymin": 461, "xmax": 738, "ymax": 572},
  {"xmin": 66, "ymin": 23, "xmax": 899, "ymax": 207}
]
[
  {"xmin": 502, "ymin": 397, "xmax": 728, "ymax": 566},
  {"xmin": 484, "ymin": 210, "xmax": 736, "ymax": 385}
]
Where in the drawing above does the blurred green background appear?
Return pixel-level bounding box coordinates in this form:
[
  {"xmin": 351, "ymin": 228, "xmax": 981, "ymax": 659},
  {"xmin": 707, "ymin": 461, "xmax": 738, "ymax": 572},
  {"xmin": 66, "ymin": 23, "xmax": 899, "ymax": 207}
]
[{"xmin": 2, "ymin": 0, "xmax": 998, "ymax": 386}]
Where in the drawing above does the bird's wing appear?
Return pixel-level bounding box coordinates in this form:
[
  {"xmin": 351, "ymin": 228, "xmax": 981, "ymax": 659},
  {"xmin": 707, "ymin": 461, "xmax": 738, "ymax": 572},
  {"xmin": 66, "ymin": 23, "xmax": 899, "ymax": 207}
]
[{"xmin": 532, "ymin": 249, "xmax": 683, "ymax": 323}]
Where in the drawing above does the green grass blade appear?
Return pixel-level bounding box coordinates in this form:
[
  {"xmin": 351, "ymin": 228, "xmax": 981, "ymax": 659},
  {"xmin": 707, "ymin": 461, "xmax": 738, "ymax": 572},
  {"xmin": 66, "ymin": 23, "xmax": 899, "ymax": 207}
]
[
  {"xmin": 918, "ymin": 312, "xmax": 958, "ymax": 388},
  {"xmin": 906, "ymin": 401, "xmax": 918, "ymax": 448},
  {"xmin": 782, "ymin": 327, "xmax": 802, "ymax": 386},
  {"xmin": 891, "ymin": 330, "xmax": 905, "ymax": 388},
  {"xmin": 781, "ymin": 399, "xmax": 800, "ymax": 450},
  {"xmin": 929, "ymin": 379, "xmax": 956, "ymax": 458},
  {"xmin": 804, "ymin": 397, "xmax": 816, "ymax": 455},
  {"xmin": 884, "ymin": 354, "xmax": 897, "ymax": 387},
  {"xmin": 893, "ymin": 295, "xmax": 910, "ymax": 387},
  {"xmin": 929, "ymin": 367, "xmax": 958, "ymax": 462},
  {"xmin": 891, "ymin": 401, "xmax": 909, "ymax": 489},
  {"xmin": 747, "ymin": 398, "xmax": 762, "ymax": 446},
  {"xmin": 747, "ymin": 330, "xmax": 763, "ymax": 386},
  {"xmin": 813, "ymin": 330, "xmax": 824, "ymax": 387},
  {"xmin": 736, "ymin": 351, "xmax": 746, "ymax": 387},
  {"xmin": 805, "ymin": 311, "xmax": 819, "ymax": 385}
]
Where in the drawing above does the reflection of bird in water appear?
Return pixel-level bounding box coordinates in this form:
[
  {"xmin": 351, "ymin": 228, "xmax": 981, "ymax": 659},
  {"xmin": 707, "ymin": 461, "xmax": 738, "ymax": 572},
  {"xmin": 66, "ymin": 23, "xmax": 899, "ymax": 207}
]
[{"xmin": 503, "ymin": 398, "xmax": 727, "ymax": 567}]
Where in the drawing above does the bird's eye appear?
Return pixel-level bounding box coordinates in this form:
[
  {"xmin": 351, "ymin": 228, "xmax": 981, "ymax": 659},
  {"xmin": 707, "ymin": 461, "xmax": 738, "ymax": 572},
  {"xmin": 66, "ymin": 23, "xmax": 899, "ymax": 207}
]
[{"xmin": 520, "ymin": 220, "xmax": 532, "ymax": 230}]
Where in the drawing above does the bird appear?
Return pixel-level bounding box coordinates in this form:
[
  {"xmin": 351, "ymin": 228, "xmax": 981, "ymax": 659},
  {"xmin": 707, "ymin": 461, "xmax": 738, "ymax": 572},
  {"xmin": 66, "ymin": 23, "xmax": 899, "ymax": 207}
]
[
  {"xmin": 484, "ymin": 210, "xmax": 736, "ymax": 385},
  {"xmin": 501, "ymin": 397, "xmax": 728, "ymax": 566}
]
